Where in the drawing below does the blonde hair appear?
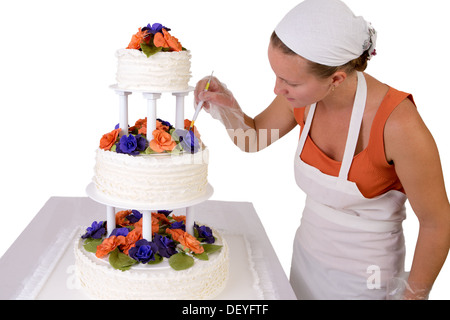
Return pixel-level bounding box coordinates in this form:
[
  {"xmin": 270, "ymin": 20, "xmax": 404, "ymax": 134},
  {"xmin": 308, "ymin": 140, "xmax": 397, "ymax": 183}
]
[{"xmin": 270, "ymin": 31, "xmax": 369, "ymax": 78}]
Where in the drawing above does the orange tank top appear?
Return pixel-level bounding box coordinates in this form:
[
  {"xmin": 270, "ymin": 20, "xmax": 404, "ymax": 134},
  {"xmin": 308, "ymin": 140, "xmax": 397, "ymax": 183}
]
[{"xmin": 294, "ymin": 87, "xmax": 414, "ymax": 199}]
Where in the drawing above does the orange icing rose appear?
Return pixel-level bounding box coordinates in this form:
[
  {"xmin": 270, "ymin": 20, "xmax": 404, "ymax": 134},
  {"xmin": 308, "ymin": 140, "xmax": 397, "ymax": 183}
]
[
  {"xmin": 137, "ymin": 118, "xmax": 148, "ymax": 135},
  {"xmin": 153, "ymin": 29, "xmax": 182, "ymax": 52},
  {"xmin": 129, "ymin": 118, "xmax": 146, "ymax": 134},
  {"xmin": 126, "ymin": 28, "xmax": 150, "ymax": 49},
  {"xmin": 115, "ymin": 209, "xmax": 133, "ymax": 226},
  {"xmin": 156, "ymin": 119, "xmax": 170, "ymax": 131},
  {"xmin": 96, "ymin": 236, "xmax": 126, "ymax": 258},
  {"xmin": 135, "ymin": 118, "xmax": 147, "ymax": 127},
  {"xmin": 152, "ymin": 212, "xmax": 171, "ymax": 224},
  {"xmin": 121, "ymin": 228, "xmax": 142, "ymax": 255},
  {"xmin": 166, "ymin": 228, "xmax": 204, "ymax": 254},
  {"xmin": 134, "ymin": 217, "xmax": 143, "ymax": 230},
  {"xmin": 137, "ymin": 126, "xmax": 146, "ymax": 135},
  {"xmin": 149, "ymin": 129, "xmax": 176, "ymax": 153},
  {"xmin": 153, "ymin": 32, "xmax": 167, "ymax": 48},
  {"xmin": 152, "ymin": 218, "xmax": 160, "ymax": 235},
  {"xmin": 99, "ymin": 128, "xmax": 121, "ymax": 150},
  {"xmin": 129, "ymin": 118, "xmax": 169, "ymax": 136},
  {"xmin": 172, "ymin": 215, "xmax": 186, "ymax": 223}
]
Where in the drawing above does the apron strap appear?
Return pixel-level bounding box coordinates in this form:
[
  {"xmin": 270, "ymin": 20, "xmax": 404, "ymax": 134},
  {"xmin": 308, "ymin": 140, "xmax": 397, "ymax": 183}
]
[
  {"xmin": 338, "ymin": 72, "xmax": 367, "ymax": 180},
  {"xmin": 296, "ymin": 72, "xmax": 367, "ymax": 181},
  {"xmin": 296, "ymin": 102, "xmax": 317, "ymax": 156}
]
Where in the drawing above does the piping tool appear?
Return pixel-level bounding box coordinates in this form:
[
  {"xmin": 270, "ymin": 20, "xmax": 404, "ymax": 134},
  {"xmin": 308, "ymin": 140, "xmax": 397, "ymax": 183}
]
[{"xmin": 189, "ymin": 71, "xmax": 214, "ymax": 131}]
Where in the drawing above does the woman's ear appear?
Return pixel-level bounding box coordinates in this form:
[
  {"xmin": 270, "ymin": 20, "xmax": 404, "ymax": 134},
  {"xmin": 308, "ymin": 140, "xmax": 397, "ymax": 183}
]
[{"xmin": 331, "ymin": 71, "xmax": 347, "ymax": 88}]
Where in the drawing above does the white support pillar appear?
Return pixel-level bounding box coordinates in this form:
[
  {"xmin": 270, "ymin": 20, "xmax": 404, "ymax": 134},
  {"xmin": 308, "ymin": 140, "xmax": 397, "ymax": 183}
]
[
  {"xmin": 115, "ymin": 90, "xmax": 131, "ymax": 135},
  {"xmin": 143, "ymin": 93, "xmax": 161, "ymax": 142},
  {"xmin": 185, "ymin": 206, "xmax": 195, "ymax": 236},
  {"xmin": 172, "ymin": 92, "xmax": 189, "ymax": 129},
  {"xmin": 142, "ymin": 210, "xmax": 152, "ymax": 241},
  {"xmin": 106, "ymin": 205, "xmax": 115, "ymax": 236}
]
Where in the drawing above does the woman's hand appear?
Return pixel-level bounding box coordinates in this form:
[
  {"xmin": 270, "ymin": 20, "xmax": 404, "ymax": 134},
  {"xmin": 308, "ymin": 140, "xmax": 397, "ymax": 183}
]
[
  {"xmin": 194, "ymin": 76, "xmax": 240, "ymax": 113},
  {"xmin": 193, "ymin": 76, "xmax": 246, "ymax": 131},
  {"xmin": 192, "ymin": 75, "xmax": 298, "ymax": 152}
]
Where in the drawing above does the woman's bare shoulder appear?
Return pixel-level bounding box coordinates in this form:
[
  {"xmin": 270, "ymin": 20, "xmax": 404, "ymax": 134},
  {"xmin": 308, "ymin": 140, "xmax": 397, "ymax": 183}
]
[{"xmin": 384, "ymin": 97, "xmax": 432, "ymax": 163}]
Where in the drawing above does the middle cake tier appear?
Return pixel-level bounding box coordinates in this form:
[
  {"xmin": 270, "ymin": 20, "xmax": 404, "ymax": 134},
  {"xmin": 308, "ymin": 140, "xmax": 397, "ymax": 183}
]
[{"xmin": 93, "ymin": 147, "xmax": 209, "ymax": 204}]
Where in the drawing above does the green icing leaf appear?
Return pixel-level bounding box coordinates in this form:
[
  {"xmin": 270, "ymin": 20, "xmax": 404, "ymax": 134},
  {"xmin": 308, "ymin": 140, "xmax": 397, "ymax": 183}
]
[
  {"xmin": 169, "ymin": 252, "xmax": 194, "ymax": 271},
  {"xmin": 144, "ymin": 146, "xmax": 158, "ymax": 154},
  {"xmin": 171, "ymin": 144, "xmax": 183, "ymax": 155},
  {"xmin": 140, "ymin": 43, "xmax": 162, "ymax": 57},
  {"xmin": 193, "ymin": 252, "xmax": 209, "ymax": 261},
  {"xmin": 202, "ymin": 244, "xmax": 223, "ymax": 255},
  {"xmin": 83, "ymin": 238, "xmax": 103, "ymax": 253},
  {"xmin": 109, "ymin": 248, "xmax": 138, "ymax": 271},
  {"xmin": 147, "ymin": 254, "xmax": 163, "ymax": 265},
  {"xmin": 193, "ymin": 227, "xmax": 199, "ymax": 239}
]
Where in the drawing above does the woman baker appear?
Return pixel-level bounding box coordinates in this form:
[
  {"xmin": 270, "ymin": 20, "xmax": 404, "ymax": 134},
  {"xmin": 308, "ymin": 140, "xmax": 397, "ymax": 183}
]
[{"xmin": 194, "ymin": 0, "xmax": 449, "ymax": 299}]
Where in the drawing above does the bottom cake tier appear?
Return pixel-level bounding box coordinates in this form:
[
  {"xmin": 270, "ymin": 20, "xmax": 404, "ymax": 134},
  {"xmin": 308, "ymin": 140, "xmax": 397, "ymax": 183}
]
[{"xmin": 74, "ymin": 224, "xmax": 229, "ymax": 300}]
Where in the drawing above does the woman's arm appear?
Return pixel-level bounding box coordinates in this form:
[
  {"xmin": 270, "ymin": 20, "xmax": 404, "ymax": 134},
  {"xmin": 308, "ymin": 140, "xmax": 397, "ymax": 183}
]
[
  {"xmin": 195, "ymin": 77, "xmax": 298, "ymax": 152},
  {"xmin": 385, "ymin": 99, "xmax": 450, "ymax": 299},
  {"xmin": 246, "ymin": 95, "xmax": 299, "ymax": 151}
]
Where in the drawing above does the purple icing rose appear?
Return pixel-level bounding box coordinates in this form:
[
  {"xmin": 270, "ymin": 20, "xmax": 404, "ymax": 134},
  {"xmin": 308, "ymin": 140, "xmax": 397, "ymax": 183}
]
[
  {"xmin": 154, "ymin": 234, "xmax": 177, "ymax": 258},
  {"xmin": 128, "ymin": 239, "xmax": 158, "ymax": 263},
  {"xmin": 110, "ymin": 227, "xmax": 129, "ymax": 237},
  {"xmin": 126, "ymin": 210, "xmax": 142, "ymax": 223},
  {"xmin": 157, "ymin": 210, "xmax": 173, "ymax": 217},
  {"xmin": 172, "ymin": 129, "xmax": 200, "ymax": 153},
  {"xmin": 170, "ymin": 221, "xmax": 185, "ymax": 231},
  {"xmin": 82, "ymin": 221, "xmax": 106, "ymax": 239},
  {"xmin": 143, "ymin": 23, "xmax": 171, "ymax": 35},
  {"xmin": 116, "ymin": 134, "xmax": 147, "ymax": 155},
  {"xmin": 194, "ymin": 223, "xmax": 215, "ymax": 244}
]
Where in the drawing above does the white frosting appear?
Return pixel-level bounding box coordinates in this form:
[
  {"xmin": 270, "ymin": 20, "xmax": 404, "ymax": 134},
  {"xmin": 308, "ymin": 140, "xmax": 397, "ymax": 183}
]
[
  {"xmin": 74, "ymin": 227, "xmax": 229, "ymax": 300},
  {"xmin": 93, "ymin": 148, "xmax": 209, "ymax": 204},
  {"xmin": 115, "ymin": 49, "xmax": 192, "ymax": 92}
]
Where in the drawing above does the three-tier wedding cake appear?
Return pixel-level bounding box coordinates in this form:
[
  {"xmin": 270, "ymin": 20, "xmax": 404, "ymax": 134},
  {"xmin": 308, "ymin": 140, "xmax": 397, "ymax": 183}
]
[{"xmin": 74, "ymin": 23, "xmax": 229, "ymax": 300}]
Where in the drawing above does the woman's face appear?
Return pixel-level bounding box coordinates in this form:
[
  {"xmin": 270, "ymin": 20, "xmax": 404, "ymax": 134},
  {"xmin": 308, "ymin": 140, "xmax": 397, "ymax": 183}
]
[{"xmin": 268, "ymin": 44, "xmax": 331, "ymax": 108}]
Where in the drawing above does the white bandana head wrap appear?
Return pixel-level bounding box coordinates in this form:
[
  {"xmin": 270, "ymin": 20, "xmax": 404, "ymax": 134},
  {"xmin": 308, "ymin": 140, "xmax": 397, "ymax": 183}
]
[{"xmin": 274, "ymin": 0, "xmax": 377, "ymax": 67}]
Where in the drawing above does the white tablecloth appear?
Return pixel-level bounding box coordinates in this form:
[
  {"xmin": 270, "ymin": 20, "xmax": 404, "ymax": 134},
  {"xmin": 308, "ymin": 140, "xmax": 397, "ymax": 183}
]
[{"xmin": 0, "ymin": 197, "xmax": 296, "ymax": 300}]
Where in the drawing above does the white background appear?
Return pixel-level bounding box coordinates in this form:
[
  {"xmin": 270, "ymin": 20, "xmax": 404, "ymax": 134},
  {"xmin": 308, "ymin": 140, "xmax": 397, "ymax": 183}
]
[{"xmin": 0, "ymin": 0, "xmax": 448, "ymax": 299}]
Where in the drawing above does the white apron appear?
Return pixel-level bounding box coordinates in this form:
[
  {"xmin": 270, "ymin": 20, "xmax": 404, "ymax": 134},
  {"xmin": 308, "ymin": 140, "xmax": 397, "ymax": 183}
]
[{"xmin": 291, "ymin": 72, "xmax": 407, "ymax": 300}]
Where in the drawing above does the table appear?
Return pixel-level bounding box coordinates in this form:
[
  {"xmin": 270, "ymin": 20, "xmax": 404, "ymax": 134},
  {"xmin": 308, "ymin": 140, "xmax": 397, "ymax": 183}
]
[{"xmin": 0, "ymin": 197, "xmax": 296, "ymax": 300}]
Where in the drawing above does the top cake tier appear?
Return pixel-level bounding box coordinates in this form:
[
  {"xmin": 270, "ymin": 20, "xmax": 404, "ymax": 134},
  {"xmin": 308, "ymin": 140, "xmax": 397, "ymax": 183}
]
[
  {"xmin": 116, "ymin": 49, "xmax": 192, "ymax": 92},
  {"xmin": 115, "ymin": 23, "xmax": 192, "ymax": 92}
]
